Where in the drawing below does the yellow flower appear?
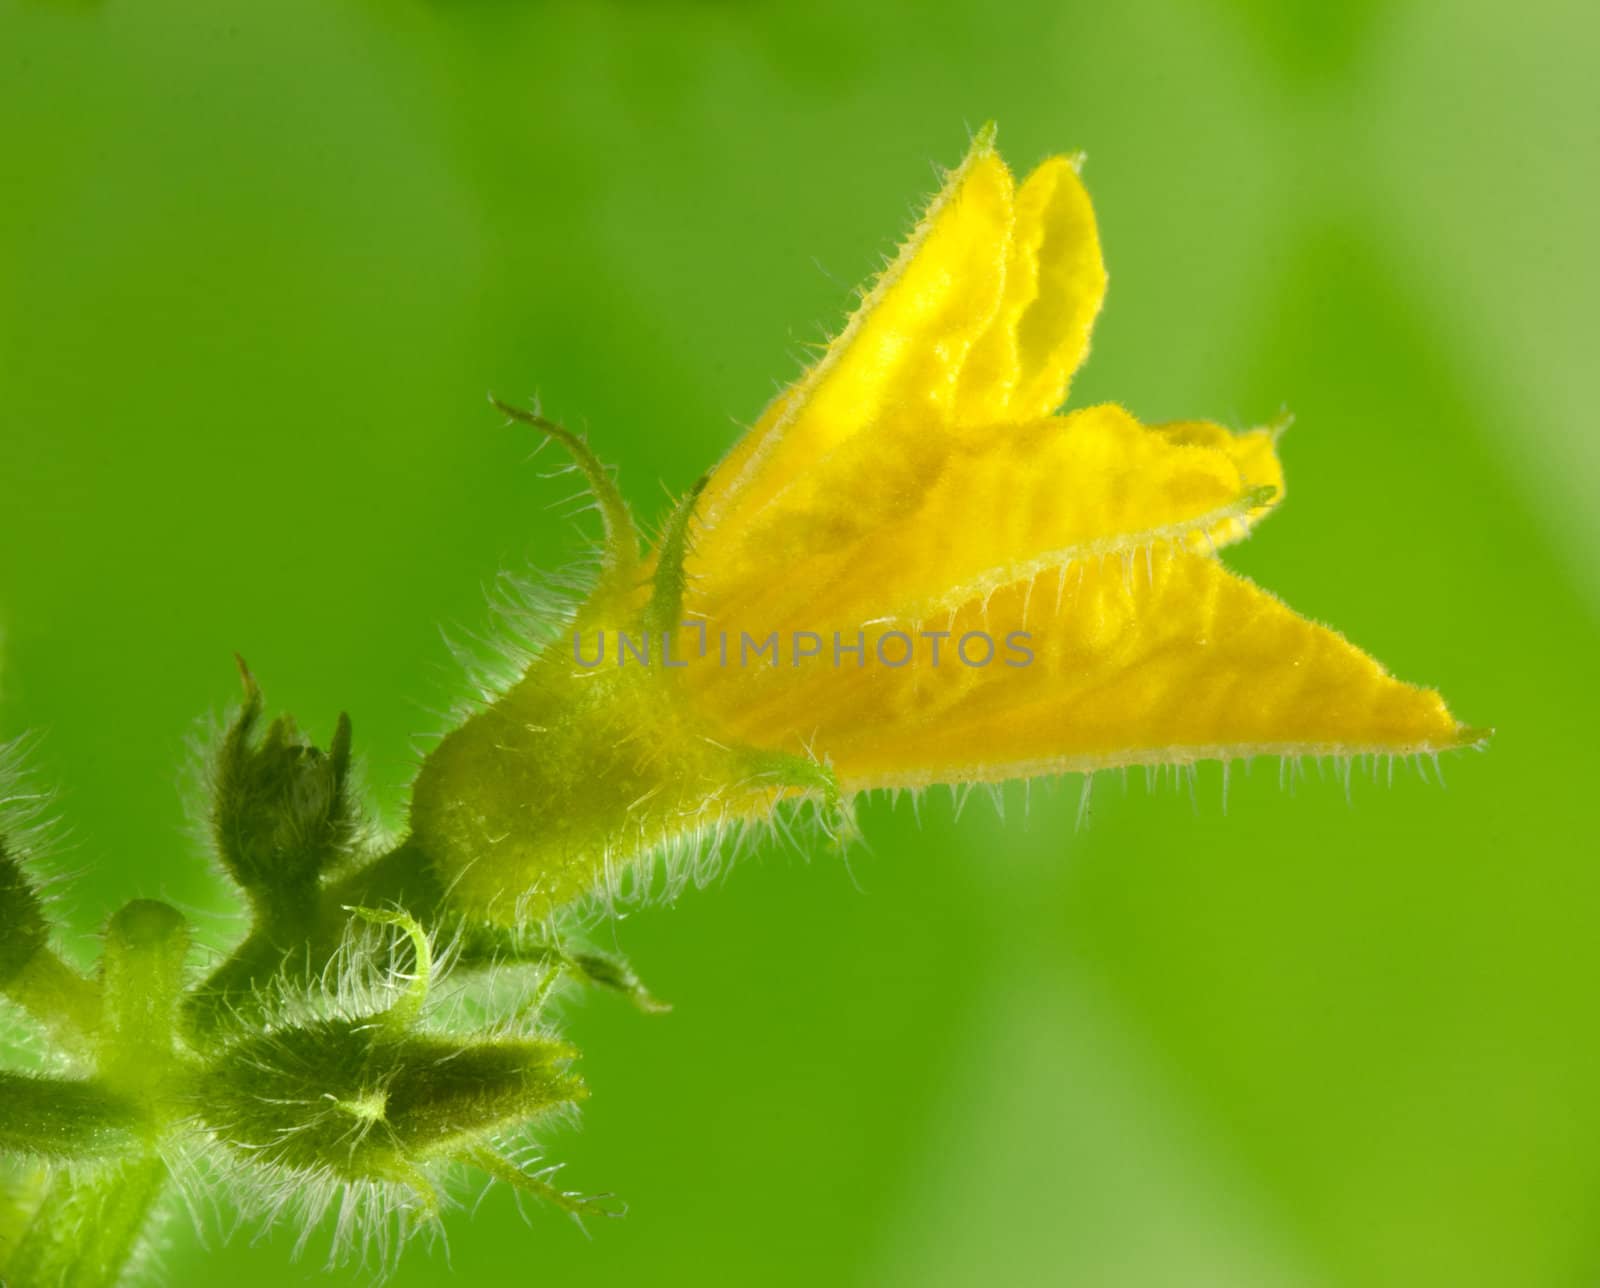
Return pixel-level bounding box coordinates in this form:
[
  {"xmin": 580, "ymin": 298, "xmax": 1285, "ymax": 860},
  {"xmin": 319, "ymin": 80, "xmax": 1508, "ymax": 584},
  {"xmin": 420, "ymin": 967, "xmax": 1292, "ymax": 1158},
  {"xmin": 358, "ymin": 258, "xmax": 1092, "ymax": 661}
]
[{"xmin": 411, "ymin": 126, "xmax": 1480, "ymax": 924}]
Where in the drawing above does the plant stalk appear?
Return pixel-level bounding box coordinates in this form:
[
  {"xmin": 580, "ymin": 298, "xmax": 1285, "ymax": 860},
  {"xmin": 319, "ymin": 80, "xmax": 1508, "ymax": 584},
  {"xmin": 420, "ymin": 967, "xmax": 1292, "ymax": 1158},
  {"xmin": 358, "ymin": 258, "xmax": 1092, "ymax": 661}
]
[{"xmin": 3, "ymin": 1153, "xmax": 168, "ymax": 1288}]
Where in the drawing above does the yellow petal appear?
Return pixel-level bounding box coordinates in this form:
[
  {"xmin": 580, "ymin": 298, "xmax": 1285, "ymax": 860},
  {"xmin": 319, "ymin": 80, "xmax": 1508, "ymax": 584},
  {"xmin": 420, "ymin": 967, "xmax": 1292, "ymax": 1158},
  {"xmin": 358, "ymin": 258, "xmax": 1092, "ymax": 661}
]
[
  {"xmin": 699, "ymin": 130, "xmax": 1014, "ymax": 538},
  {"xmin": 1153, "ymin": 418, "xmax": 1286, "ymax": 549},
  {"xmin": 953, "ymin": 154, "xmax": 1107, "ymax": 424},
  {"xmin": 687, "ymin": 406, "xmax": 1282, "ymax": 629},
  {"xmin": 681, "ymin": 547, "xmax": 1471, "ymax": 790}
]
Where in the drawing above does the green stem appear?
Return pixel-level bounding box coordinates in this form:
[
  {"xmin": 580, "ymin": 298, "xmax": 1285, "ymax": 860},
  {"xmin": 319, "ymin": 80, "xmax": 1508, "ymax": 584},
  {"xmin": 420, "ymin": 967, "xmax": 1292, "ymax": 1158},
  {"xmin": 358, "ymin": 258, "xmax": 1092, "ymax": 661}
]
[
  {"xmin": 4, "ymin": 948, "xmax": 100, "ymax": 1060},
  {"xmin": 324, "ymin": 835, "xmax": 446, "ymax": 915},
  {"xmin": 184, "ymin": 836, "xmax": 446, "ymax": 1038},
  {"xmin": 3, "ymin": 1153, "xmax": 168, "ymax": 1288}
]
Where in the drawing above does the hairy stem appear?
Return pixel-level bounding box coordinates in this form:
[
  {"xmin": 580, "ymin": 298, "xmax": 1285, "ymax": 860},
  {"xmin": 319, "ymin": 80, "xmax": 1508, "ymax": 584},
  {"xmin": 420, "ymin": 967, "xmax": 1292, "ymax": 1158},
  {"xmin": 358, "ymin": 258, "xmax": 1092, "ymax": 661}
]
[
  {"xmin": 5, "ymin": 948, "xmax": 100, "ymax": 1060},
  {"xmin": 3, "ymin": 1153, "xmax": 168, "ymax": 1288},
  {"xmin": 184, "ymin": 836, "xmax": 446, "ymax": 1038}
]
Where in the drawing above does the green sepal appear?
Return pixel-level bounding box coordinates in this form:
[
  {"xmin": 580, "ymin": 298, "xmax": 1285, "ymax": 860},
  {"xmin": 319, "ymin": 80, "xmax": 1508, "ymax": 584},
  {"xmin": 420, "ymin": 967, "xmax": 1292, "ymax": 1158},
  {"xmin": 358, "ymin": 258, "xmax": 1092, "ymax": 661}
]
[
  {"xmin": 565, "ymin": 948, "xmax": 670, "ymax": 1013},
  {"xmin": 744, "ymin": 747, "xmax": 854, "ymax": 846},
  {"xmin": 489, "ymin": 938, "xmax": 669, "ymax": 1013},
  {"xmin": 465, "ymin": 1145, "xmax": 625, "ymax": 1222},
  {"xmin": 449, "ymin": 921, "xmax": 668, "ymax": 1013},
  {"xmin": 643, "ymin": 474, "xmax": 708, "ymax": 637},
  {"xmin": 490, "ymin": 396, "xmax": 642, "ymax": 612}
]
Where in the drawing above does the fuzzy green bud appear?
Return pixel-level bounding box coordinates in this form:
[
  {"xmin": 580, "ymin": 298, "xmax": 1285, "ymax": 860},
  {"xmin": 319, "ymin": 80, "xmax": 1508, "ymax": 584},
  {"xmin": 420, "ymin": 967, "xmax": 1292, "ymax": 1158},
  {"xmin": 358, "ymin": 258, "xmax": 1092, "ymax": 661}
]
[
  {"xmin": 213, "ymin": 664, "xmax": 358, "ymax": 911},
  {"xmin": 197, "ymin": 1020, "xmax": 584, "ymax": 1183}
]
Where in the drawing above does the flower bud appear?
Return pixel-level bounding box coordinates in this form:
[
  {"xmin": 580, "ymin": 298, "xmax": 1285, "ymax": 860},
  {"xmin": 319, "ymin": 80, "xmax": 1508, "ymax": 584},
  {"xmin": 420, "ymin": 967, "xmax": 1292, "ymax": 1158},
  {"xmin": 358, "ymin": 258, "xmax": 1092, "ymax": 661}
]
[
  {"xmin": 197, "ymin": 1019, "xmax": 584, "ymax": 1183},
  {"xmin": 212, "ymin": 664, "xmax": 358, "ymax": 909}
]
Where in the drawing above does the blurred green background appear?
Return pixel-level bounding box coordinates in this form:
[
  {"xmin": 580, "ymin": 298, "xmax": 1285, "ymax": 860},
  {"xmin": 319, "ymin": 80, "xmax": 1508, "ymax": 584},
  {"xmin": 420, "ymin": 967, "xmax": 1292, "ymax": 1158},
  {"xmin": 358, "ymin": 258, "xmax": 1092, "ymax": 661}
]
[{"xmin": 2, "ymin": 1, "xmax": 1597, "ymax": 1284}]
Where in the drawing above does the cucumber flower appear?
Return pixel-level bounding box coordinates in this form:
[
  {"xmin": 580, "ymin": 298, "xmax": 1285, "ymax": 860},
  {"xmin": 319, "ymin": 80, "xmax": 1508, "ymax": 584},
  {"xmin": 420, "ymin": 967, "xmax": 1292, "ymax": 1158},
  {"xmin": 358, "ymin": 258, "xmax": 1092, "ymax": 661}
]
[{"xmin": 411, "ymin": 126, "xmax": 1480, "ymax": 926}]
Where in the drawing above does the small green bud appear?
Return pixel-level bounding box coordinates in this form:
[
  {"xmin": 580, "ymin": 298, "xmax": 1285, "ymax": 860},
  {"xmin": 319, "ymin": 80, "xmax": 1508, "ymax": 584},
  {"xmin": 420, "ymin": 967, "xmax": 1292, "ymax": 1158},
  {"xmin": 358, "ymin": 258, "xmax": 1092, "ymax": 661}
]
[
  {"xmin": 0, "ymin": 837, "xmax": 48, "ymax": 987},
  {"xmin": 197, "ymin": 1020, "xmax": 584, "ymax": 1184},
  {"xmin": 213, "ymin": 661, "xmax": 358, "ymax": 907}
]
